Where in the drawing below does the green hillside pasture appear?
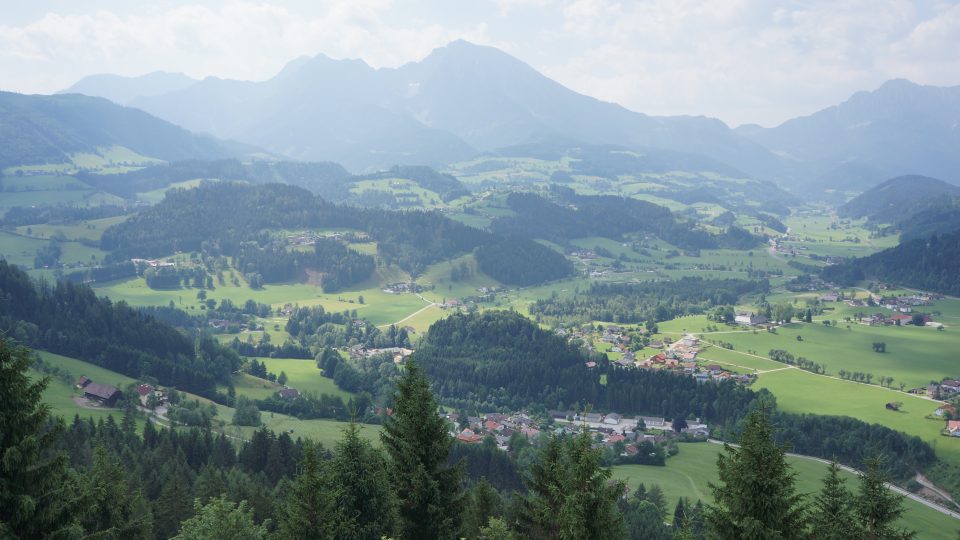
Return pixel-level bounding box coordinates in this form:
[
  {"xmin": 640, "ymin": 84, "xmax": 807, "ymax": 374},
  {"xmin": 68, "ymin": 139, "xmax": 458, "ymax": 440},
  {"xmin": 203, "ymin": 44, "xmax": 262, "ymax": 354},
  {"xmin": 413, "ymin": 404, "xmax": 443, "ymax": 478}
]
[
  {"xmin": 415, "ymin": 253, "xmax": 503, "ymax": 303},
  {"xmin": 716, "ymin": 321, "xmax": 960, "ymax": 389},
  {"xmin": 1, "ymin": 174, "xmax": 90, "ymax": 191},
  {"xmin": 16, "ymin": 214, "xmax": 130, "ymax": 242},
  {"xmin": 71, "ymin": 145, "xmax": 162, "ymax": 171},
  {"xmin": 136, "ymin": 178, "xmax": 210, "ymax": 204},
  {"xmin": 35, "ymin": 350, "xmax": 378, "ymax": 448},
  {"xmin": 0, "ymin": 189, "xmax": 116, "ymax": 217},
  {"xmin": 256, "ymin": 357, "xmax": 354, "ymax": 400},
  {"xmin": 94, "ymin": 275, "xmax": 327, "ymax": 309},
  {"xmin": 753, "ymin": 368, "xmax": 960, "ymax": 465},
  {"xmin": 351, "ymin": 179, "xmax": 447, "ymax": 209},
  {"xmin": 611, "ymin": 442, "xmax": 956, "ymax": 537},
  {"xmin": 0, "ymin": 231, "xmax": 48, "ymax": 266},
  {"xmin": 783, "ymin": 214, "xmax": 899, "ymax": 258},
  {"xmin": 696, "ymin": 345, "xmax": 785, "ymax": 373}
]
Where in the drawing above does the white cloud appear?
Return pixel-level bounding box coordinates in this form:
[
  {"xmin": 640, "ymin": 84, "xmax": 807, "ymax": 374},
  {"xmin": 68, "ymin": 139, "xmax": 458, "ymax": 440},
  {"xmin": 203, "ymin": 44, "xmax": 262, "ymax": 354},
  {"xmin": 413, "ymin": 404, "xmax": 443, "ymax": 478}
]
[{"xmin": 0, "ymin": 0, "xmax": 958, "ymax": 126}]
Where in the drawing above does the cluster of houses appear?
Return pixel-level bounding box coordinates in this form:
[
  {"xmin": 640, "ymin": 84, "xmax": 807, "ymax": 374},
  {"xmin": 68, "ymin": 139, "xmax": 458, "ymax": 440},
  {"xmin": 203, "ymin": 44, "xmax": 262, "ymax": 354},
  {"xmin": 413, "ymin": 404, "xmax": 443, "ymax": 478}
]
[
  {"xmin": 446, "ymin": 410, "xmax": 711, "ymax": 457},
  {"xmin": 347, "ymin": 345, "xmax": 414, "ymax": 364},
  {"xmin": 130, "ymin": 258, "xmax": 175, "ymax": 269},
  {"xmin": 925, "ymin": 379, "xmax": 960, "ymax": 400},
  {"xmin": 558, "ymin": 326, "xmax": 753, "ymax": 385},
  {"xmin": 381, "ymin": 282, "xmax": 426, "ymax": 294},
  {"xmin": 860, "ymin": 312, "xmax": 934, "ymax": 327},
  {"xmin": 75, "ymin": 377, "xmax": 168, "ymax": 409},
  {"xmin": 286, "ymin": 231, "xmax": 370, "ymax": 247},
  {"xmin": 448, "ymin": 412, "xmax": 542, "ymax": 446}
]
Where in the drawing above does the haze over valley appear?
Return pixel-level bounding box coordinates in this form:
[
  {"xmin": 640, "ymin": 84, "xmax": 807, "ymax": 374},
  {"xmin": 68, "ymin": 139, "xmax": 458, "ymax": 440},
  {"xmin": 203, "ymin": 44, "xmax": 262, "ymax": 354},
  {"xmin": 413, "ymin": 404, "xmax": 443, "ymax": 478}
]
[{"xmin": 3, "ymin": 2, "xmax": 960, "ymax": 539}]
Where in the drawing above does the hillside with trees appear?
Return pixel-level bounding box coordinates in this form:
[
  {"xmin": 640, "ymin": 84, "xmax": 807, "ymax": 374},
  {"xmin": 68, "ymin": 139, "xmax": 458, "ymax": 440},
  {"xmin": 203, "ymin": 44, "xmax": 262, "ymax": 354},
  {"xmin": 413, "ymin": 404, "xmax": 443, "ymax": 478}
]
[
  {"xmin": 529, "ymin": 277, "xmax": 769, "ymax": 324},
  {"xmin": 839, "ymin": 175, "xmax": 960, "ymax": 220},
  {"xmin": 823, "ymin": 229, "xmax": 960, "ymax": 295},
  {"xmin": 0, "ymin": 91, "xmax": 243, "ymax": 168},
  {"xmin": 0, "ymin": 260, "xmax": 239, "ymax": 397},
  {"xmin": 490, "ymin": 189, "xmax": 764, "ymax": 250}
]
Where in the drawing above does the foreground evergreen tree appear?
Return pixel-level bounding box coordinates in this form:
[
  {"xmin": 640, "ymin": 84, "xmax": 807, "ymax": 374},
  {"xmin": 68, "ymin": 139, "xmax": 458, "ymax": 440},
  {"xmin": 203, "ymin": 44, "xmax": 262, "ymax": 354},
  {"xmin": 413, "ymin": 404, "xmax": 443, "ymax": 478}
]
[
  {"xmin": 517, "ymin": 429, "xmax": 626, "ymax": 539},
  {"xmin": 80, "ymin": 444, "xmax": 153, "ymax": 538},
  {"xmin": 706, "ymin": 406, "xmax": 808, "ymax": 540},
  {"xmin": 855, "ymin": 457, "xmax": 915, "ymax": 540},
  {"xmin": 0, "ymin": 338, "xmax": 81, "ymax": 538},
  {"xmin": 277, "ymin": 440, "xmax": 349, "ymax": 538},
  {"xmin": 172, "ymin": 497, "xmax": 267, "ymax": 540},
  {"xmin": 381, "ymin": 360, "xmax": 464, "ymax": 539},
  {"xmin": 463, "ymin": 477, "xmax": 504, "ymax": 538},
  {"xmin": 330, "ymin": 422, "xmax": 398, "ymax": 539},
  {"xmin": 811, "ymin": 462, "xmax": 858, "ymax": 540}
]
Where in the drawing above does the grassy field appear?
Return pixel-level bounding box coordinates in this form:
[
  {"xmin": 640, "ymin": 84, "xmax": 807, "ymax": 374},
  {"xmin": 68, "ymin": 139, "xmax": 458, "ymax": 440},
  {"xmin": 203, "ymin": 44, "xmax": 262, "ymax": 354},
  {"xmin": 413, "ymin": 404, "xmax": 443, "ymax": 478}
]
[
  {"xmin": 611, "ymin": 442, "xmax": 958, "ymax": 537},
  {"xmin": 33, "ymin": 350, "xmax": 376, "ymax": 448},
  {"xmin": 753, "ymin": 368, "xmax": 960, "ymax": 464},
  {"xmin": 256, "ymin": 357, "xmax": 354, "ymax": 400},
  {"xmin": 712, "ymin": 320, "xmax": 960, "ymax": 390},
  {"xmin": 16, "ymin": 214, "xmax": 130, "ymax": 242}
]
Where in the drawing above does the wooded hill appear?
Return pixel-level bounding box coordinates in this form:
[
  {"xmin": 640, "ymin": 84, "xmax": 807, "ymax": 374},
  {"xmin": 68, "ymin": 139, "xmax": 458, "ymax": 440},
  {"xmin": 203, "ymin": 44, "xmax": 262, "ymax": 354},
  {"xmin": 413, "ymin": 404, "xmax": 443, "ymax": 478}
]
[
  {"xmin": 823, "ymin": 229, "xmax": 960, "ymax": 295},
  {"xmin": 0, "ymin": 260, "xmax": 240, "ymax": 397},
  {"xmin": 99, "ymin": 182, "xmax": 571, "ymax": 286},
  {"xmin": 489, "ymin": 188, "xmax": 765, "ymax": 250},
  {"xmin": 839, "ymin": 175, "xmax": 960, "ymax": 220}
]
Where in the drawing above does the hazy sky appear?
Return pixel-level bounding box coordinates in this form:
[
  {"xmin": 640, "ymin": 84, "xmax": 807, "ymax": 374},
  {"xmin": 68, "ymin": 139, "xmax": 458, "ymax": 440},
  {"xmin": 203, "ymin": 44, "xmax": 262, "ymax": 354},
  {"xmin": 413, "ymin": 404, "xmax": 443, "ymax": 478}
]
[{"xmin": 1, "ymin": 0, "xmax": 958, "ymax": 126}]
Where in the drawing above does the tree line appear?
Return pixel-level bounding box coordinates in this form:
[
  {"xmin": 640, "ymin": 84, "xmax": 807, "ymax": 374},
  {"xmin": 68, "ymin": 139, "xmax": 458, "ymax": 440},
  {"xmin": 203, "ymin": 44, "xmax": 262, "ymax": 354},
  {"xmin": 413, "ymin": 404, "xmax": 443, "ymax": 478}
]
[
  {"xmin": 530, "ymin": 277, "xmax": 769, "ymax": 324},
  {"xmin": 0, "ymin": 260, "xmax": 239, "ymax": 398},
  {"xmin": 2, "ymin": 337, "xmax": 927, "ymax": 539}
]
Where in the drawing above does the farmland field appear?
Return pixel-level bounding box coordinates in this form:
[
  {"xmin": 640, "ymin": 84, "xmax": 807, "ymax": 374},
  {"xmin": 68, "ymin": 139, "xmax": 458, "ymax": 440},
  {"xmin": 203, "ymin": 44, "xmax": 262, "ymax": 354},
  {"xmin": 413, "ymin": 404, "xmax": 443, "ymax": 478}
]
[
  {"xmin": 611, "ymin": 442, "xmax": 957, "ymax": 537},
  {"xmin": 33, "ymin": 350, "xmax": 376, "ymax": 448}
]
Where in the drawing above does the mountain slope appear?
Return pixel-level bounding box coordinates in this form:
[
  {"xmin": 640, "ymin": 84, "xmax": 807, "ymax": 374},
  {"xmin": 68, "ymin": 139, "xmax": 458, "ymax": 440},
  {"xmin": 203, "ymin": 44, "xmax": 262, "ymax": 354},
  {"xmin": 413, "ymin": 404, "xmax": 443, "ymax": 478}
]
[
  {"xmin": 823, "ymin": 230, "xmax": 960, "ymax": 296},
  {"xmin": 839, "ymin": 175, "xmax": 960, "ymax": 219},
  {"xmin": 74, "ymin": 41, "xmax": 782, "ymax": 175},
  {"xmin": 59, "ymin": 71, "xmax": 198, "ymax": 105},
  {"xmin": 0, "ymin": 91, "xmax": 245, "ymax": 168},
  {"xmin": 738, "ymin": 79, "xmax": 960, "ymax": 188}
]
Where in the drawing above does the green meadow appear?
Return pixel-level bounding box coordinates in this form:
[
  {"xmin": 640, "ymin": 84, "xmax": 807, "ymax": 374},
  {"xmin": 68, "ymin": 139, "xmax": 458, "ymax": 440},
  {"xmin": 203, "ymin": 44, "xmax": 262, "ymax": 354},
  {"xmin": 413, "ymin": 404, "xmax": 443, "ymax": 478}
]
[
  {"xmin": 611, "ymin": 442, "xmax": 957, "ymax": 537},
  {"xmin": 33, "ymin": 350, "xmax": 376, "ymax": 449},
  {"xmin": 714, "ymin": 320, "xmax": 960, "ymax": 389},
  {"xmin": 255, "ymin": 357, "xmax": 354, "ymax": 400}
]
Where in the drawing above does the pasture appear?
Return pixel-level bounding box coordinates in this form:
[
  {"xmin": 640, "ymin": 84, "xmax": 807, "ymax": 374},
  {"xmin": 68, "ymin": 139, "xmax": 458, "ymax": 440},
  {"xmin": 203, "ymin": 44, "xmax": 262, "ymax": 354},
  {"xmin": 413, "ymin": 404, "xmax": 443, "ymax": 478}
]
[
  {"xmin": 713, "ymin": 320, "xmax": 960, "ymax": 389},
  {"xmin": 33, "ymin": 349, "xmax": 377, "ymax": 448},
  {"xmin": 611, "ymin": 442, "xmax": 957, "ymax": 537},
  {"xmin": 255, "ymin": 357, "xmax": 354, "ymax": 400}
]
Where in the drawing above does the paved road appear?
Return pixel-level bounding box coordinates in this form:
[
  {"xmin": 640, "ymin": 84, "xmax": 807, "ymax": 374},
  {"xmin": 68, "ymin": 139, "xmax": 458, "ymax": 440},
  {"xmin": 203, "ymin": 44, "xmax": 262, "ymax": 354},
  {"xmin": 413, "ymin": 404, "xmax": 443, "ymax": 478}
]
[{"xmin": 706, "ymin": 439, "xmax": 960, "ymax": 520}]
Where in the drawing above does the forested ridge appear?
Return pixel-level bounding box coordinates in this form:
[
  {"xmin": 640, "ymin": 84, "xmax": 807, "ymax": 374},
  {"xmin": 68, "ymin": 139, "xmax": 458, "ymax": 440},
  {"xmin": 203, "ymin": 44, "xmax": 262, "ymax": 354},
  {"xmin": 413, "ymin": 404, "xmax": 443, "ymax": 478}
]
[
  {"xmin": 823, "ymin": 229, "xmax": 960, "ymax": 295},
  {"xmin": 98, "ymin": 182, "xmax": 568, "ymax": 283},
  {"xmin": 530, "ymin": 277, "xmax": 768, "ymax": 324},
  {"xmin": 489, "ymin": 189, "xmax": 764, "ymax": 250},
  {"xmin": 0, "ymin": 260, "xmax": 239, "ymax": 397}
]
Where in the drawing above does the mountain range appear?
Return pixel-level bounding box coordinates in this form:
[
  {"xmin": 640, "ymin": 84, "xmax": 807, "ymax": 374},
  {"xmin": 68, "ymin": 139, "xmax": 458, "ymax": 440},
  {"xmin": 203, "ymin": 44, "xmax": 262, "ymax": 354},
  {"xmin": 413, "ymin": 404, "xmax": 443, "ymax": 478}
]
[{"xmin": 44, "ymin": 40, "xmax": 960, "ymax": 191}]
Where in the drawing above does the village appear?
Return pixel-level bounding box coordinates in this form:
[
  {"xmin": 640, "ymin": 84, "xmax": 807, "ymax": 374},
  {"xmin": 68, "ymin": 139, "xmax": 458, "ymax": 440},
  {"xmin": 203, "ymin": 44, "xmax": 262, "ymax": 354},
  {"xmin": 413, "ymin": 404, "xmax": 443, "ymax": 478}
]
[
  {"xmin": 444, "ymin": 408, "xmax": 710, "ymax": 459},
  {"xmin": 557, "ymin": 325, "xmax": 755, "ymax": 385}
]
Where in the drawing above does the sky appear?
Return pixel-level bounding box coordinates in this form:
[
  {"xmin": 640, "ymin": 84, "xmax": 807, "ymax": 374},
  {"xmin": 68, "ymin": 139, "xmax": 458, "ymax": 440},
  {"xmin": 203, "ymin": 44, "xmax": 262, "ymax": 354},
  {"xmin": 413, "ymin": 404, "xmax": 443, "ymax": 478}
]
[{"xmin": 1, "ymin": 0, "xmax": 958, "ymax": 127}]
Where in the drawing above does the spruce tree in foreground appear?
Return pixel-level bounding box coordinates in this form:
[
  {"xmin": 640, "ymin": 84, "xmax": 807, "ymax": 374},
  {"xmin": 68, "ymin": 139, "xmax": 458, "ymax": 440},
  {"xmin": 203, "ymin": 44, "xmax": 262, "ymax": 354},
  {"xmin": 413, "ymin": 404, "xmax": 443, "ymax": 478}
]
[
  {"xmin": 855, "ymin": 457, "xmax": 915, "ymax": 540},
  {"xmin": 277, "ymin": 440, "xmax": 350, "ymax": 538},
  {"xmin": 811, "ymin": 461, "xmax": 858, "ymax": 540},
  {"xmin": 517, "ymin": 429, "xmax": 626, "ymax": 539},
  {"xmin": 381, "ymin": 360, "xmax": 464, "ymax": 540},
  {"xmin": 706, "ymin": 406, "xmax": 808, "ymax": 540},
  {"xmin": 172, "ymin": 496, "xmax": 267, "ymax": 540},
  {"xmin": 330, "ymin": 422, "xmax": 399, "ymax": 539},
  {"xmin": 0, "ymin": 338, "xmax": 82, "ymax": 538}
]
